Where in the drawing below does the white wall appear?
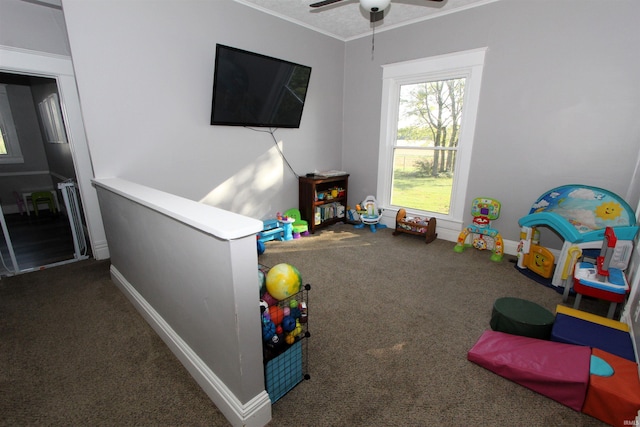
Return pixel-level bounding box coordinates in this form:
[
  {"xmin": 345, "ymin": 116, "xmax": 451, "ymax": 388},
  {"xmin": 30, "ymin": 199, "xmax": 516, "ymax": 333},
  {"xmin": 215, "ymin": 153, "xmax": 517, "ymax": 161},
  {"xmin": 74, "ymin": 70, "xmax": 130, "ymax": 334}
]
[
  {"xmin": 0, "ymin": 0, "xmax": 71, "ymax": 55},
  {"xmin": 343, "ymin": 0, "xmax": 640, "ymax": 243},
  {"xmin": 94, "ymin": 178, "xmax": 269, "ymax": 427},
  {"xmin": 7, "ymin": 0, "xmax": 639, "ymax": 242},
  {"xmin": 622, "ymin": 199, "xmax": 640, "ymax": 366},
  {"xmin": 62, "ymin": 0, "xmax": 346, "ymax": 221}
]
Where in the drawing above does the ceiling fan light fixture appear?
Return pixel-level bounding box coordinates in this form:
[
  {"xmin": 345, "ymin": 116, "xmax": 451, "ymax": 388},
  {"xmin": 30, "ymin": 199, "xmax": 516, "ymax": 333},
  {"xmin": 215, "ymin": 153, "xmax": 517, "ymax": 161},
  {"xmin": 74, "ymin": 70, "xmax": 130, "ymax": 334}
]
[{"xmin": 359, "ymin": 0, "xmax": 391, "ymax": 13}]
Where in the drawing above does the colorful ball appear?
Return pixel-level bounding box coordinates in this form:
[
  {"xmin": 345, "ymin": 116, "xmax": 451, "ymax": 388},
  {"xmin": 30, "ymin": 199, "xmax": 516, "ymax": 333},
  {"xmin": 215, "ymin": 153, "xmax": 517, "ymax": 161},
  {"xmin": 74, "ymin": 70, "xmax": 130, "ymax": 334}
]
[
  {"xmin": 259, "ymin": 299, "xmax": 268, "ymax": 314},
  {"xmin": 266, "ymin": 263, "xmax": 302, "ymax": 300},
  {"xmin": 289, "ymin": 307, "xmax": 301, "ymax": 319},
  {"xmin": 293, "ymin": 320, "xmax": 303, "ymax": 337},
  {"xmin": 262, "ymin": 291, "xmax": 277, "ymax": 307},
  {"xmin": 262, "ymin": 321, "xmax": 275, "ymax": 341},
  {"xmin": 281, "ymin": 315, "xmax": 296, "ymax": 332},
  {"xmin": 268, "ymin": 305, "xmax": 284, "ymax": 326},
  {"xmin": 257, "ymin": 269, "xmax": 266, "ymax": 295}
]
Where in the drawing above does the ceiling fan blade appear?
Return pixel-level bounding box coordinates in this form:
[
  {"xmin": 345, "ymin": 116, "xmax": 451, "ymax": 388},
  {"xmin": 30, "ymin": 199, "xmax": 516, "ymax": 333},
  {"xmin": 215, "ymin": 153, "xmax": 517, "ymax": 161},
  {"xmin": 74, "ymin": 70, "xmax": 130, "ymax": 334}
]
[
  {"xmin": 310, "ymin": 0, "xmax": 345, "ymax": 7},
  {"xmin": 370, "ymin": 10, "xmax": 384, "ymax": 22}
]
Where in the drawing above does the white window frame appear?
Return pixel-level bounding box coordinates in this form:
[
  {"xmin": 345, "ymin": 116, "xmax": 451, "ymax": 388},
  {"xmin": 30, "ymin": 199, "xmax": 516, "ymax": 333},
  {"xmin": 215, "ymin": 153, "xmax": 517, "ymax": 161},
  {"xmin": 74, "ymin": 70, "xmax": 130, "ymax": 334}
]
[
  {"xmin": 377, "ymin": 48, "xmax": 486, "ymax": 233},
  {"xmin": 0, "ymin": 84, "xmax": 24, "ymax": 164},
  {"xmin": 38, "ymin": 93, "xmax": 67, "ymax": 144}
]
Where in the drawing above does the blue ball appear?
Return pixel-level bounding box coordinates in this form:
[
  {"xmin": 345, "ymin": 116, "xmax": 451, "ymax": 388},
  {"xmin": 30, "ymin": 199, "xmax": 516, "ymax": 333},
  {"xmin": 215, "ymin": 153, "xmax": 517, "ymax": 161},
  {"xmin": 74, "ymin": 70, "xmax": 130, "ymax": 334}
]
[
  {"xmin": 281, "ymin": 316, "xmax": 296, "ymax": 333},
  {"xmin": 262, "ymin": 321, "xmax": 275, "ymax": 341},
  {"xmin": 289, "ymin": 307, "xmax": 301, "ymax": 319}
]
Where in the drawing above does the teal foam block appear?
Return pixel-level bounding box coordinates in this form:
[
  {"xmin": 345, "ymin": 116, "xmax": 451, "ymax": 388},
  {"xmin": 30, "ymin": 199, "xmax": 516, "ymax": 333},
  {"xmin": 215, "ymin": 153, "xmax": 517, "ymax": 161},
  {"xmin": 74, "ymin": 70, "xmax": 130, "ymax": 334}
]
[{"xmin": 590, "ymin": 355, "xmax": 614, "ymax": 377}]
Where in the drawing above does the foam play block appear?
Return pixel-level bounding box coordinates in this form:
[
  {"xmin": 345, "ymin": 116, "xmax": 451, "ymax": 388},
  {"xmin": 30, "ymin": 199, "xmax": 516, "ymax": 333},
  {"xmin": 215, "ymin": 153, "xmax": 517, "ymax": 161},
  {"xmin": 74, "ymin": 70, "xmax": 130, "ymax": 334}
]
[
  {"xmin": 551, "ymin": 309, "xmax": 636, "ymax": 362},
  {"xmin": 555, "ymin": 305, "xmax": 629, "ymax": 332},
  {"xmin": 468, "ymin": 330, "xmax": 591, "ymax": 411},
  {"xmin": 582, "ymin": 348, "xmax": 640, "ymax": 427},
  {"xmin": 490, "ymin": 297, "xmax": 555, "ymax": 339}
]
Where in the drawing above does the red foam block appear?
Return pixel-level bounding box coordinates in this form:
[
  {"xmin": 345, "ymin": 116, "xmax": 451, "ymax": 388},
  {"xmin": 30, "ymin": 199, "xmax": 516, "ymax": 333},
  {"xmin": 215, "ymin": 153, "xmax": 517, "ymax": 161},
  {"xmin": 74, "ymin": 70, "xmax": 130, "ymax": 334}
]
[
  {"xmin": 468, "ymin": 330, "xmax": 591, "ymax": 411},
  {"xmin": 583, "ymin": 348, "xmax": 640, "ymax": 427}
]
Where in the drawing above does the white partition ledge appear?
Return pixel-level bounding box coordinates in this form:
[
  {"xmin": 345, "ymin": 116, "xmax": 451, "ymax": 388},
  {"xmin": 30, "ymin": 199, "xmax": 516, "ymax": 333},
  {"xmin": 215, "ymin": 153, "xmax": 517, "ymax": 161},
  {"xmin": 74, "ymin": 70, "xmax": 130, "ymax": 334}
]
[
  {"xmin": 93, "ymin": 177, "xmax": 261, "ymax": 240},
  {"xmin": 92, "ymin": 177, "xmax": 270, "ymax": 427}
]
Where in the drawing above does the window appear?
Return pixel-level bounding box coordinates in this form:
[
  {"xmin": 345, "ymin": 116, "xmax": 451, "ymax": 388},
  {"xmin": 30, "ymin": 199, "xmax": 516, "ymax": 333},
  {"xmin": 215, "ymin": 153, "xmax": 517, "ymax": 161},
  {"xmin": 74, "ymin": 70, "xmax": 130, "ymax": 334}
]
[
  {"xmin": 38, "ymin": 93, "xmax": 67, "ymax": 144},
  {"xmin": 377, "ymin": 48, "xmax": 486, "ymax": 228},
  {"xmin": 0, "ymin": 84, "xmax": 24, "ymax": 164}
]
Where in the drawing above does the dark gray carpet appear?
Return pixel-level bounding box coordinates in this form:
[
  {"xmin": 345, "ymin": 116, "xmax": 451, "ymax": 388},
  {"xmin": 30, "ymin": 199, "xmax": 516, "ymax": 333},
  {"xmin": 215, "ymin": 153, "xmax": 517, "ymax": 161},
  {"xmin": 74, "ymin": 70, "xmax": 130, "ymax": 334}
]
[
  {"xmin": 0, "ymin": 259, "xmax": 227, "ymax": 426},
  {"xmin": 1, "ymin": 224, "xmax": 608, "ymax": 426},
  {"xmin": 260, "ymin": 224, "xmax": 607, "ymax": 427}
]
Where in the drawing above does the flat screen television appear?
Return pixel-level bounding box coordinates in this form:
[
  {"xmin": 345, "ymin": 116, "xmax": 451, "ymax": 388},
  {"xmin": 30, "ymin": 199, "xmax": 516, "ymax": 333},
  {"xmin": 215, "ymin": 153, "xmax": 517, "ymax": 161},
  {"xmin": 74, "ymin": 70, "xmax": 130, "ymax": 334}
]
[{"xmin": 210, "ymin": 44, "xmax": 312, "ymax": 128}]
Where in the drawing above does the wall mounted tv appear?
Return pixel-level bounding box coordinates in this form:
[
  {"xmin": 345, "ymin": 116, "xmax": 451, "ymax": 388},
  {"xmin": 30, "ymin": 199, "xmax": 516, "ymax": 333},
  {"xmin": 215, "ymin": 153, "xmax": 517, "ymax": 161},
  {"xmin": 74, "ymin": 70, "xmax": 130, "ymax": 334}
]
[{"xmin": 210, "ymin": 44, "xmax": 312, "ymax": 128}]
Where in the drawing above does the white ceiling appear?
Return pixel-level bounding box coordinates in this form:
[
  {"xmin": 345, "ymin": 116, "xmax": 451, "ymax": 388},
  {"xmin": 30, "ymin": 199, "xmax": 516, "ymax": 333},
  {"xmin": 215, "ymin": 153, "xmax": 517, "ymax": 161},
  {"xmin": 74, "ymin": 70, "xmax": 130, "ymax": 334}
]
[
  {"xmin": 235, "ymin": 0, "xmax": 496, "ymax": 40},
  {"xmin": 25, "ymin": 0, "xmax": 495, "ymax": 41}
]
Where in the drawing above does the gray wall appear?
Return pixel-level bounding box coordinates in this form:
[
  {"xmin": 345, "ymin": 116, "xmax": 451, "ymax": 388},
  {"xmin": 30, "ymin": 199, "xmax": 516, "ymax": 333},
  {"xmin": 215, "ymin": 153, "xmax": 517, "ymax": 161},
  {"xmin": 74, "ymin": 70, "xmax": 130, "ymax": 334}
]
[
  {"xmin": 62, "ymin": 0, "xmax": 346, "ymax": 221},
  {"xmin": 344, "ymin": 0, "xmax": 640, "ymax": 242}
]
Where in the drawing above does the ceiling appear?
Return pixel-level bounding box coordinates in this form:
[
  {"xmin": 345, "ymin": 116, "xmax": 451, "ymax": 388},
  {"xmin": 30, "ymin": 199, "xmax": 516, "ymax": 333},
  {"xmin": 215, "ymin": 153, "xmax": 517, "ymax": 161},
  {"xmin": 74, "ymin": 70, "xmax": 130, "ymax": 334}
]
[
  {"xmin": 236, "ymin": 0, "xmax": 496, "ymax": 40},
  {"xmin": 25, "ymin": 0, "xmax": 494, "ymax": 41}
]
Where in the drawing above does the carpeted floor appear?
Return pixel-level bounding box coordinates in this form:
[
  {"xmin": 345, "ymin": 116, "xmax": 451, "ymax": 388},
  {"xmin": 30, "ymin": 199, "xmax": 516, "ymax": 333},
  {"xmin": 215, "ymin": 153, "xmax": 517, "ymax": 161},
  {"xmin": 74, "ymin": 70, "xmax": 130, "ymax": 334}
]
[
  {"xmin": 1, "ymin": 224, "xmax": 609, "ymax": 426},
  {"xmin": 0, "ymin": 259, "xmax": 227, "ymax": 426}
]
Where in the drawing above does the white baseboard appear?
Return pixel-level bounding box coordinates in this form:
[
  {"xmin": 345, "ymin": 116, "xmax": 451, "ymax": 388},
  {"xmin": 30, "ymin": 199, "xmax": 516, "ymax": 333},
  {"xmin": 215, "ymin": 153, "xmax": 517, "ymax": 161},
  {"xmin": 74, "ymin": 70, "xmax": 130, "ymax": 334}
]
[
  {"xmin": 110, "ymin": 265, "xmax": 272, "ymax": 427},
  {"xmin": 90, "ymin": 238, "xmax": 110, "ymax": 260}
]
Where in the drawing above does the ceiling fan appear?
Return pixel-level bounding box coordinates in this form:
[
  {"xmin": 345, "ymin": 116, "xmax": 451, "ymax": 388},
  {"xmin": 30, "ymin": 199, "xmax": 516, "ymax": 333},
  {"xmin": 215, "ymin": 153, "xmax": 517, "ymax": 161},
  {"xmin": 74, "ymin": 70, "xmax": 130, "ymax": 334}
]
[{"xmin": 310, "ymin": 0, "xmax": 444, "ymax": 23}]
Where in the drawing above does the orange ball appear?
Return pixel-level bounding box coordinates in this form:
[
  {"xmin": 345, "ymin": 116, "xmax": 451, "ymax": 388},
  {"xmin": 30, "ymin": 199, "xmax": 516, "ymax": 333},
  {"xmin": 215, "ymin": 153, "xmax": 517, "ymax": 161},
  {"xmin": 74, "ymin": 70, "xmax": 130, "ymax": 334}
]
[{"xmin": 268, "ymin": 305, "xmax": 284, "ymax": 326}]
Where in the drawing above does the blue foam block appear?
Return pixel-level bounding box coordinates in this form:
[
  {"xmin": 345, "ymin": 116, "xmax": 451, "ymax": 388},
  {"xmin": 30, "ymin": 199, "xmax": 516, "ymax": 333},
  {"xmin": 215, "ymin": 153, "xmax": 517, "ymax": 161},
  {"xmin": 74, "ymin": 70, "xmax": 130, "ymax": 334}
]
[{"xmin": 551, "ymin": 313, "xmax": 636, "ymax": 362}]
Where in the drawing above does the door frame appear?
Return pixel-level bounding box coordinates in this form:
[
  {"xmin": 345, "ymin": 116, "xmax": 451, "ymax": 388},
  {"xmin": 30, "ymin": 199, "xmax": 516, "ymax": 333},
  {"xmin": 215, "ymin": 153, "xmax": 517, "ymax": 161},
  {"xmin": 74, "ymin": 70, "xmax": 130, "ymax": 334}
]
[{"xmin": 0, "ymin": 45, "xmax": 108, "ymax": 260}]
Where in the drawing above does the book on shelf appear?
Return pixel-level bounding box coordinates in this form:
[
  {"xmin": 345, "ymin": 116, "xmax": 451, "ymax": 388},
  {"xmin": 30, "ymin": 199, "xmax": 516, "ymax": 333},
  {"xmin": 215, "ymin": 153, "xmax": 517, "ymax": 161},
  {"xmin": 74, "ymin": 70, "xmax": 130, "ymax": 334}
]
[{"xmin": 314, "ymin": 203, "xmax": 345, "ymax": 224}]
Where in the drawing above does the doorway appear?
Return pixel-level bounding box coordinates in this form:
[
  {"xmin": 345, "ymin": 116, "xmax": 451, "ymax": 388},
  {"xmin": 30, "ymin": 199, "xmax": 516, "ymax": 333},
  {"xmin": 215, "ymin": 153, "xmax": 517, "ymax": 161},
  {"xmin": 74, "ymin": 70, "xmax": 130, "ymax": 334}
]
[
  {"xmin": 0, "ymin": 71, "xmax": 88, "ymax": 275},
  {"xmin": 0, "ymin": 46, "xmax": 109, "ymax": 266}
]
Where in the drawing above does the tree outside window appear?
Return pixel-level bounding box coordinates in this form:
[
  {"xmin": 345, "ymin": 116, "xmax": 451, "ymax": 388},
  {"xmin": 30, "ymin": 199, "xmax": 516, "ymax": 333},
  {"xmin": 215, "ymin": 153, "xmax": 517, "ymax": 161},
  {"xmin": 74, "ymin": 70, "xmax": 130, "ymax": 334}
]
[
  {"xmin": 377, "ymin": 48, "xmax": 485, "ymax": 230},
  {"xmin": 391, "ymin": 78, "xmax": 465, "ymax": 214}
]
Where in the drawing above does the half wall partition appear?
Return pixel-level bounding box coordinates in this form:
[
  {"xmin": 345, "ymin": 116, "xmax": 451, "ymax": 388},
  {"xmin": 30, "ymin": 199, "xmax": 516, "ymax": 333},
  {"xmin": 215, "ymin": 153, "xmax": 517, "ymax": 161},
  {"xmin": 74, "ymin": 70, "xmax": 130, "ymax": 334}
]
[{"xmin": 92, "ymin": 178, "xmax": 270, "ymax": 427}]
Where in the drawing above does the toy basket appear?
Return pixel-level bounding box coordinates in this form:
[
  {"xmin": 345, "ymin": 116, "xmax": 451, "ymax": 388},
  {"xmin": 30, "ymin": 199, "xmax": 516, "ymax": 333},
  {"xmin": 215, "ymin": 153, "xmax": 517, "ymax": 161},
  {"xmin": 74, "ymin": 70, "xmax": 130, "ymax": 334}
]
[{"xmin": 260, "ymin": 271, "xmax": 310, "ymax": 403}]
